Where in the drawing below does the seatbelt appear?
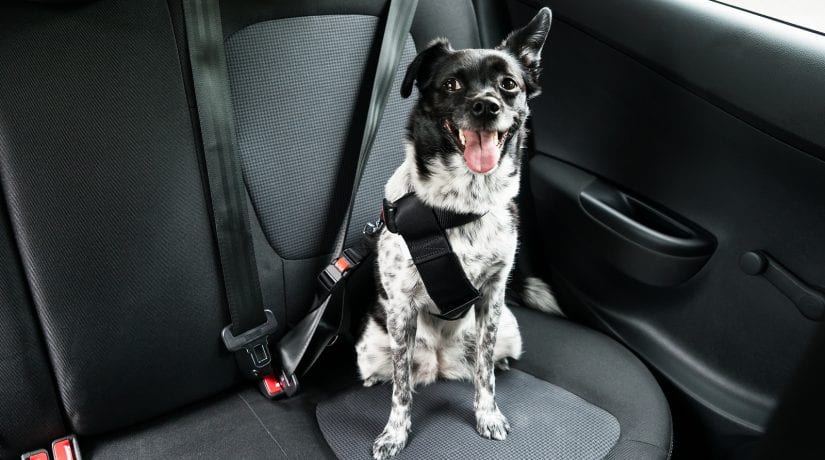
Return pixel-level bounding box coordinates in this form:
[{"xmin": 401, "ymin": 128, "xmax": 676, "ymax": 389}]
[
  {"xmin": 382, "ymin": 193, "xmax": 483, "ymax": 320},
  {"xmin": 183, "ymin": 0, "xmax": 277, "ymax": 379},
  {"xmin": 275, "ymin": 0, "xmax": 419, "ymax": 384}
]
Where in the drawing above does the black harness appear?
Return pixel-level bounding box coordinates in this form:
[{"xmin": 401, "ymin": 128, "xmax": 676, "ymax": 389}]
[{"xmin": 381, "ymin": 193, "xmax": 484, "ymax": 320}]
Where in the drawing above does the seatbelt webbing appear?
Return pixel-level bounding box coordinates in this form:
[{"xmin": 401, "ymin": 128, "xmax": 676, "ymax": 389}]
[
  {"xmin": 277, "ymin": 0, "xmax": 418, "ymax": 377},
  {"xmin": 328, "ymin": 0, "xmax": 419, "ymax": 259},
  {"xmin": 183, "ymin": 0, "xmax": 276, "ymax": 378}
]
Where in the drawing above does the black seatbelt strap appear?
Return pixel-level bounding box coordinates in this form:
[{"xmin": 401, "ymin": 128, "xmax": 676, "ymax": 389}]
[
  {"xmin": 382, "ymin": 193, "xmax": 483, "ymax": 320},
  {"xmin": 183, "ymin": 0, "xmax": 276, "ymax": 379},
  {"xmin": 276, "ymin": 0, "xmax": 419, "ymax": 382}
]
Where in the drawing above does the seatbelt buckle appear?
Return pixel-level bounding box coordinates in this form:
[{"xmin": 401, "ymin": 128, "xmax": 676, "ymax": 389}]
[
  {"xmin": 259, "ymin": 370, "xmax": 300, "ymax": 399},
  {"xmin": 381, "ymin": 198, "xmax": 398, "ymax": 234},
  {"xmin": 221, "ymin": 309, "xmax": 278, "ymax": 378},
  {"xmin": 20, "ymin": 449, "xmax": 49, "ymax": 460},
  {"xmin": 51, "ymin": 435, "xmax": 81, "ymax": 460}
]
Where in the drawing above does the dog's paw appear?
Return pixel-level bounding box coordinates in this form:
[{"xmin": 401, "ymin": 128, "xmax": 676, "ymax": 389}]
[
  {"xmin": 372, "ymin": 427, "xmax": 409, "ymax": 460},
  {"xmin": 363, "ymin": 376, "xmax": 381, "ymax": 387},
  {"xmin": 495, "ymin": 358, "xmax": 510, "ymax": 371},
  {"xmin": 476, "ymin": 407, "xmax": 510, "ymax": 440}
]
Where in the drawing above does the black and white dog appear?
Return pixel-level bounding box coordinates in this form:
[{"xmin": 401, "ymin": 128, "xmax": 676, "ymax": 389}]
[{"xmin": 356, "ymin": 8, "xmax": 555, "ymax": 459}]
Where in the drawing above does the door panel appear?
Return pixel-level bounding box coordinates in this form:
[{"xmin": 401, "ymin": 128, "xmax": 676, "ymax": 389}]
[{"xmin": 507, "ymin": 0, "xmax": 825, "ymax": 453}]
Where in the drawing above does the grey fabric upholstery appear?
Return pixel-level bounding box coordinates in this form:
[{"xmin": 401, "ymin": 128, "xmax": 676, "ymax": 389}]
[
  {"xmin": 317, "ymin": 369, "xmax": 620, "ymax": 460},
  {"xmin": 225, "ymin": 15, "xmax": 416, "ymax": 260}
]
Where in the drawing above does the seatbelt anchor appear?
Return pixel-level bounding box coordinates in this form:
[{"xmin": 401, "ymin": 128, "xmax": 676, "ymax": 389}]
[{"xmin": 221, "ymin": 309, "xmax": 278, "ymax": 378}]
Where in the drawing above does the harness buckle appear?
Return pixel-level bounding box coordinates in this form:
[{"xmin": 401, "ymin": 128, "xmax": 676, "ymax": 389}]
[
  {"xmin": 319, "ymin": 251, "xmax": 361, "ymax": 292},
  {"xmin": 363, "ymin": 218, "xmax": 383, "ymax": 237},
  {"xmin": 381, "ymin": 198, "xmax": 398, "ymax": 233},
  {"xmin": 221, "ymin": 309, "xmax": 278, "ymax": 378}
]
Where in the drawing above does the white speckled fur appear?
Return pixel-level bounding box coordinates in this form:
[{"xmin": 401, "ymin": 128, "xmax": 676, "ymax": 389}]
[
  {"xmin": 359, "ymin": 140, "xmax": 524, "ymax": 458},
  {"xmin": 357, "ymin": 142, "xmax": 524, "ymax": 387}
]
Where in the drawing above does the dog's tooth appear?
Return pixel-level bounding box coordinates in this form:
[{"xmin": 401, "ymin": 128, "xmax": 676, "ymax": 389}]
[{"xmin": 459, "ymin": 130, "xmax": 466, "ymax": 146}]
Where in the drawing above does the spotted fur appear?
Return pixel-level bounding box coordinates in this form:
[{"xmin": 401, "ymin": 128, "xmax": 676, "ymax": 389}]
[{"xmin": 356, "ymin": 8, "xmax": 553, "ymax": 459}]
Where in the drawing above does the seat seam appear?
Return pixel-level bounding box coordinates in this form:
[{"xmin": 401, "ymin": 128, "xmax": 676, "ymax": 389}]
[{"xmin": 237, "ymin": 392, "xmax": 288, "ymax": 457}]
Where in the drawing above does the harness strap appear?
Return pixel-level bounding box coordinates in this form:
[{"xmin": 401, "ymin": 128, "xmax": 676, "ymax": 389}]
[{"xmin": 382, "ymin": 193, "xmax": 484, "ymax": 320}]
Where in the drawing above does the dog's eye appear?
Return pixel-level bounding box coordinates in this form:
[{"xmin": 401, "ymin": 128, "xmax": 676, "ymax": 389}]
[
  {"xmin": 442, "ymin": 78, "xmax": 462, "ymax": 92},
  {"xmin": 500, "ymin": 77, "xmax": 518, "ymax": 91}
]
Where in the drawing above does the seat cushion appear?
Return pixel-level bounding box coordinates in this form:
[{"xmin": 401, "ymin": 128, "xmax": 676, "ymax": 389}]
[
  {"xmin": 315, "ymin": 304, "xmax": 672, "ymax": 459},
  {"xmin": 84, "ymin": 344, "xmax": 361, "ymax": 459},
  {"xmin": 83, "ymin": 304, "xmax": 671, "ymax": 459},
  {"xmin": 511, "ymin": 305, "xmax": 673, "ymax": 459},
  {"xmin": 85, "ymin": 386, "xmax": 335, "ymax": 459}
]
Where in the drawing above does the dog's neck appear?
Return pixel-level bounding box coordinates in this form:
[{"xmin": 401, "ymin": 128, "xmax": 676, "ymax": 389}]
[{"xmin": 386, "ymin": 141, "xmax": 522, "ymax": 215}]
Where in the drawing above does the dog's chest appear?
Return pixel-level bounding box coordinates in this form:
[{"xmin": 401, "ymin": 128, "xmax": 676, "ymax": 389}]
[{"xmin": 445, "ymin": 208, "xmax": 516, "ymax": 287}]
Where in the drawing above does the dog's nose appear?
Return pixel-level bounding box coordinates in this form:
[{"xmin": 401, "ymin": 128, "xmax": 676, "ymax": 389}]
[{"xmin": 471, "ymin": 97, "xmax": 500, "ymax": 117}]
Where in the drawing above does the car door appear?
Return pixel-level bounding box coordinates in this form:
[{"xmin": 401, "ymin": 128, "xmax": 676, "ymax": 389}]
[{"xmin": 502, "ymin": 0, "xmax": 825, "ymax": 457}]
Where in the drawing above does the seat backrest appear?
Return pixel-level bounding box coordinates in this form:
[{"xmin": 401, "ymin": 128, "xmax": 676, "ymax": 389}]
[
  {"xmin": 0, "ymin": 0, "xmax": 237, "ymax": 436},
  {"xmin": 0, "ymin": 198, "xmax": 66, "ymax": 457},
  {"xmin": 0, "ymin": 0, "xmax": 483, "ymax": 451},
  {"xmin": 218, "ymin": 0, "xmax": 484, "ymax": 324}
]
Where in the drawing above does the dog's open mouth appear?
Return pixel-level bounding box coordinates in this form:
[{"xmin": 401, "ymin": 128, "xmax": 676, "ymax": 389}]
[{"xmin": 443, "ymin": 120, "xmax": 511, "ymax": 174}]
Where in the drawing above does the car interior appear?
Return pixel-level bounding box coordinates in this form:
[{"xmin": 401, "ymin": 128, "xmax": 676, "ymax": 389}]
[{"xmin": 2, "ymin": 0, "xmax": 824, "ymax": 458}]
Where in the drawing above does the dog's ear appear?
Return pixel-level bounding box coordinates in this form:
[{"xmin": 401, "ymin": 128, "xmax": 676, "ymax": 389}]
[
  {"xmin": 497, "ymin": 7, "xmax": 552, "ymax": 98},
  {"xmin": 401, "ymin": 39, "xmax": 452, "ymax": 98}
]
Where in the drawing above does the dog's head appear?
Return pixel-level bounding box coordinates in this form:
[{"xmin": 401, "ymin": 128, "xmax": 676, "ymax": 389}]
[{"xmin": 401, "ymin": 7, "xmax": 551, "ymax": 178}]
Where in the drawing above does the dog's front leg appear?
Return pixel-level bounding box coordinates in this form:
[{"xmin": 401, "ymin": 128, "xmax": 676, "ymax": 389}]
[
  {"xmin": 474, "ymin": 273, "xmax": 510, "ymax": 440},
  {"xmin": 372, "ymin": 300, "xmax": 418, "ymax": 460}
]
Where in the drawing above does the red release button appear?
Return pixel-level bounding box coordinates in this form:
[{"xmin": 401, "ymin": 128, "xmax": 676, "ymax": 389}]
[
  {"xmin": 334, "ymin": 257, "xmax": 350, "ymax": 273},
  {"xmin": 22, "ymin": 450, "xmax": 49, "ymax": 460},
  {"xmin": 261, "ymin": 373, "xmax": 283, "ymax": 396},
  {"xmin": 52, "ymin": 438, "xmax": 75, "ymax": 460}
]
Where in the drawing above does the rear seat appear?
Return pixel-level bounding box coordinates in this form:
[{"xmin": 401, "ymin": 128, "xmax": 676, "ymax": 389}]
[{"xmin": 0, "ymin": 0, "xmax": 672, "ymax": 458}]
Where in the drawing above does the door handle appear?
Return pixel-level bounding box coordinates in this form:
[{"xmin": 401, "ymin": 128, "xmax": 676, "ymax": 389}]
[
  {"xmin": 530, "ymin": 157, "xmax": 716, "ymax": 286},
  {"xmin": 580, "ymin": 180, "xmax": 714, "ymax": 258}
]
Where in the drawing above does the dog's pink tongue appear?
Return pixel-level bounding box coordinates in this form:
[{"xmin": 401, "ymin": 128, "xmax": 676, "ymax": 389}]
[{"xmin": 462, "ymin": 130, "xmax": 499, "ymax": 173}]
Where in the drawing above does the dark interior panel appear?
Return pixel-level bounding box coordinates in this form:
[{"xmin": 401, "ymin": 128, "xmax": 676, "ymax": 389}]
[
  {"xmin": 510, "ymin": 0, "xmax": 825, "ymax": 441},
  {"xmin": 516, "ymin": 0, "xmax": 825, "ymax": 159}
]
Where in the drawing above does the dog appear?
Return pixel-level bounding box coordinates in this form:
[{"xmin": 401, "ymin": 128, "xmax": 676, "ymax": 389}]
[{"xmin": 355, "ymin": 8, "xmax": 554, "ymax": 459}]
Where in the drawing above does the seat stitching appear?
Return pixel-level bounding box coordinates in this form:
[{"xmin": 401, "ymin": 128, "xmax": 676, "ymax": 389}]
[{"xmin": 237, "ymin": 391, "xmax": 288, "ymax": 457}]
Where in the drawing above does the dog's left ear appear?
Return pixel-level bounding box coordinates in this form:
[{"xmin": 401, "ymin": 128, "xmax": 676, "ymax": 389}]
[{"xmin": 497, "ymin": 7, "xmax": 552, "ymax": 98}]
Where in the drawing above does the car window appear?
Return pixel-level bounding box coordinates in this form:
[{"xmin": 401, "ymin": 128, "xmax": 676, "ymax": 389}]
[{"xmin": 716, "ymin": 0, "xmax": 825, "ymax": 34}]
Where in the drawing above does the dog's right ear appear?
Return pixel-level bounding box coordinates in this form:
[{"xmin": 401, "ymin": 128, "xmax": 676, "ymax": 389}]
[{"xmin": 401, "ymin": 39, "xmax": 452, "ymax": 98}]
